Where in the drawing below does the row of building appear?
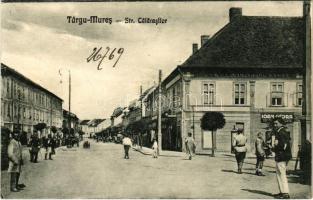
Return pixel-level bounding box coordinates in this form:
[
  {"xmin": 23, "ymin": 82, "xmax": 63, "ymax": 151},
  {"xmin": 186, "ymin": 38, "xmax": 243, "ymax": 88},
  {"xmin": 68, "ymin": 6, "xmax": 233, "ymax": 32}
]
[
  {"xmin": 87, "ymin": 5, "xmax": 310, "ymax": 157},
  {"xmin": 1, "ymin": 63, "xmax": 80, "ymax": 139}
]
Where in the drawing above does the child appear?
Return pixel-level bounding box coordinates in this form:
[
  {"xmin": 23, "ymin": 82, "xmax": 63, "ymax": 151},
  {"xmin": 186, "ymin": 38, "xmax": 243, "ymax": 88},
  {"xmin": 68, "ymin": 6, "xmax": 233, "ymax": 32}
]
[
  {"xmin": 152, "ymin": 139, "xmax": 158, "ymax": 158},
  {"xmin": 255, "ymin": 132, "xmax": 266, "ymax": 176}
]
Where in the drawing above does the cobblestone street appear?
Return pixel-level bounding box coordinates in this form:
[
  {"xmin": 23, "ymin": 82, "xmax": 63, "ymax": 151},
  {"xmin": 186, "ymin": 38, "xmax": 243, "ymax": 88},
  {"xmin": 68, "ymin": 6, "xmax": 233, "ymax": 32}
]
[{"xmin": 1, "ymin": 139, "xmax": 311, "ymax": 199}]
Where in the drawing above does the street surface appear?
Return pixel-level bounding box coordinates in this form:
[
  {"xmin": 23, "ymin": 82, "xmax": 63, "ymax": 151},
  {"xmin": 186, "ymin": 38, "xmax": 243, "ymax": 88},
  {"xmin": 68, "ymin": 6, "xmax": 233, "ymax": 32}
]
[{"xmin": 1, "ymin": 139, "xmax": 311, "ymax": 199}]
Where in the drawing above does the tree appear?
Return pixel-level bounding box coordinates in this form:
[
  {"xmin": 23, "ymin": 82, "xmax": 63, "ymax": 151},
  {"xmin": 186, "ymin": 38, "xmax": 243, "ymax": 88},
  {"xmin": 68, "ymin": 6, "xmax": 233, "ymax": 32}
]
[
  {"xmin": 51, "ymin": 126, "xmax": 57, "ymax": 134},
  {"xmin": 62, "ymin": 127, "xmax": 69, "ymax": 136},
  {"xmin": 34, "ymin": 123, "xmax": 47, "ymax": 135},
  {"xmin": 200, "ymin": 112, "xmax": 226, "ymax": 157}
]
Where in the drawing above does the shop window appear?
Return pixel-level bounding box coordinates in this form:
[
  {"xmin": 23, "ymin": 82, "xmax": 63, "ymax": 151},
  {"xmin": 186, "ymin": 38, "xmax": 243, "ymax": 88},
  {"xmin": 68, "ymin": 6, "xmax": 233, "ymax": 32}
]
[
  {"xmin": 7, "ymin": 79, "xmax": 10, "ymax": 97},
  {"xmin": 271, "ymin": 82, "xmax": 284, "ymax": 106},
  {"xmin": 234, "ymin": 83, "xmax": 246, "ymax": 105},
  {"xmin": 296, "ymin": 83, "xmax": 302, "ymax": 106},
  {"xmin": 172, "ymin": 87, "xmax": 176, "ymax": 108},
  {"xmin": 23, "ymin": 107, "xmax": 26, "ymax": 118},
  {"xmin": 7, "ymin": 104, "xmax": 11, "ymax": 118}
]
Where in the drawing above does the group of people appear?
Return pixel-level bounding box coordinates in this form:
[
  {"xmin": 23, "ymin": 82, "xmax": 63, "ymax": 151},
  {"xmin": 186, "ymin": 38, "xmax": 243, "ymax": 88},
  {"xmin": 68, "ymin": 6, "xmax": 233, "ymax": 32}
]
[
  {"xmin": 232, "ymin": 118, "xmax": 292, "ymax": 199},
  {"xmin": 121, "ymin": 133, "xmax": 196, "ymax": 160},
  {"xmin": 7, "ymin": 130, "xmax": 60, "ymax": 193},
  {"xmin": 29, "ymin": 132, "xmax": 57, "ymax": 163}
]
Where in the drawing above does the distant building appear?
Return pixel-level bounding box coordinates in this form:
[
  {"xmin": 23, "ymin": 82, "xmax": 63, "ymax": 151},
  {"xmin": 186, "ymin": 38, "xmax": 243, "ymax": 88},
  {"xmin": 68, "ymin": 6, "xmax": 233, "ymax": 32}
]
[
  {"xmin": 62, "ymin": 109, "xmax": 79, "ymax": 133},
  {"xmin": 88, "ymin": 118, "xmax": 107, "ymax": 136},
  {"xmin": 1, "ymin": 63, "xmax": 63, "ymax": 138},
  {"xmin": 80, "ymin": 119, "xmax": 90, "ymax": 136}
]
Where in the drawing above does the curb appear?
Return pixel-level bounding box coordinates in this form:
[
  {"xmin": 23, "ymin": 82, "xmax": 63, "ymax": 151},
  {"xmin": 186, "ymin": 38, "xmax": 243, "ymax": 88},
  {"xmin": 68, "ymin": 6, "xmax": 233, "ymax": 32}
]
[
  {"xmin": 132, "ymin": 147, "xmax": 185, "ymax": 157},
  {"xmin": 132, "ymin": 147, "xmax": 152, "ymax": 155}
]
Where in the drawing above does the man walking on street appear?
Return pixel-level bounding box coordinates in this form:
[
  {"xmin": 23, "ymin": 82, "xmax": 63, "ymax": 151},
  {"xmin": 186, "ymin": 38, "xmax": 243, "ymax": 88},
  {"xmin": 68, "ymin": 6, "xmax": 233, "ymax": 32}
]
[
  {"xmin": 233, "ymin": 128, "xmax": 247, "ymax": 174},
  {"xmin": 122, "ymin": 135, "xmax": 132, "ymax": 159},
  {"xmin": 272, "ymin": 118, "xmax": 292, "ymax": 199},
  {"xmin": 7, "ymin": 130, "xmax": 25, "ymax": 192},
  {"xmin": 185, "ymin": 132, "xmax": 196, "ymax": 160},
  {"xmin": 255, "ymin": 132, "xmax": 266, "ymax": 176}
]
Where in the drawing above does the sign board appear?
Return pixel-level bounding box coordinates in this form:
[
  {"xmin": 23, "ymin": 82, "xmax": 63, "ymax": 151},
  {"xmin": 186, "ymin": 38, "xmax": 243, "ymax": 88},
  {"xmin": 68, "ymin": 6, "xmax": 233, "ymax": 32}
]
[{"xmin": 260, "ymin": 113, "xmax": 294, "ymax": 123}]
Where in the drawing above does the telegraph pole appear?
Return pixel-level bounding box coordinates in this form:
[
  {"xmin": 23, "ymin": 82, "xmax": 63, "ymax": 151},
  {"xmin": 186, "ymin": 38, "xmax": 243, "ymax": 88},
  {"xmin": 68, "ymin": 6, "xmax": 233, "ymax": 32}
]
[
  {"xmin": 158, "ymin": 70, "xmax": 162, "ymax": 153},
  {"xmin": 68, "ymin": 70, "xmax": 71, "ymax": 133},
  {"xmin": 303, "ymin": 1, "xmax": 311, "ymax": 142}
]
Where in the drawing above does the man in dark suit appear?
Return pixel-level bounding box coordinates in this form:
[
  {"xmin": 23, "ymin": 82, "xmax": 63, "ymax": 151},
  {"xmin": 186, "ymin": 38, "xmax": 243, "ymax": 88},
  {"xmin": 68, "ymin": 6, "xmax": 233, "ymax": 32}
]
[
  {"xmin": 272, "ymin": 118, "xmax": 292, "ymax": 199},
  {"xmin": 29, "ymin": 132, "xmax": 40, "ymax": 163}
]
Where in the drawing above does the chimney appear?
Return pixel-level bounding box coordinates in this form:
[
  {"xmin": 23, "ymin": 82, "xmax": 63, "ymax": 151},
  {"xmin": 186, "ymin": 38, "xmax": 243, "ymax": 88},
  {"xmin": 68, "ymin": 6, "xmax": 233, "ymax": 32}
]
[
  {"xmin": 201, "ymin": 35, "xmax": 210, "ymax": 47},
  {"xmin": 192, "ymin": 43, "xmax": 198, "ymax": 54},
  {"xmin": 229, "ymin": 7, "xmax": 242, "ymax": 22}
]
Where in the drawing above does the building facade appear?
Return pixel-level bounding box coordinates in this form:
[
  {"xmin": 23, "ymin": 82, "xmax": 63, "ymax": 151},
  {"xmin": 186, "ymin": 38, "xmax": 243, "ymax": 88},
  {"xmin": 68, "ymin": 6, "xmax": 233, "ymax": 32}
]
[
  {"xmin": 1, "ymin": 63, "xmax": 63, "ymax": 138},
  {"xmin": 160, "ymin": 7, "xmax": 305, "ymax": 156},
  {"xmin": 62, "ymin": 109, "xmax": 79, "ymax": 133}
]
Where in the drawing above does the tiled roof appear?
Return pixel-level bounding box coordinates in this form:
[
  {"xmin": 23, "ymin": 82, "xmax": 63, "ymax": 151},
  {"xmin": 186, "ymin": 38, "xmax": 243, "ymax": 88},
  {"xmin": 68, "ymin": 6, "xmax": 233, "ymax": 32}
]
[
  {"xmin": 80, "ymin": 120, "xmax": 90, "ymax": 125},
  {"xmin": 88, "ymin": 119, "xmax": 106, "ymax": 127},
  {"xmin": 1, "ymin": 63, "xmax": 63, "ymax": 101},
  {"xmin": 181, "ymin": 16, "xmax": 304, "ymax": 69}
]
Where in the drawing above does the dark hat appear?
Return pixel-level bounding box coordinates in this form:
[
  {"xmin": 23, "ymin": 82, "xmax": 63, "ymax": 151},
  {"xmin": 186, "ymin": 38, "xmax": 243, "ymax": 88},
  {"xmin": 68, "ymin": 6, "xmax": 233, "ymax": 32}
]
[
  {"xmin": 237, "ymin": 128, "xmax": 244, "ymax": 133},
  {"xmin": 274, "ymin": 118, "xmax": 286, "ymax": 125}
]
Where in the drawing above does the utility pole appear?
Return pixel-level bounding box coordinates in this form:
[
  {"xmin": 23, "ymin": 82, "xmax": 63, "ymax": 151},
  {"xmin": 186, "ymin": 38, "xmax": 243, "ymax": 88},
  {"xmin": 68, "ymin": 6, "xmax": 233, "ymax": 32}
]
[
  {"xmin": 140, "ymin": 85, "xmax": 143, "ymax": 117},
  {"xmin": 68, "ymin": 70, "xmax": 71, "ymax": 134},
  {"xmin": 303, "ymin": 1, "xmax": 311, "ymax": 143},
  {"xmin": 158, "ymin": 70, "xmax": 162, "ymax": 153}
]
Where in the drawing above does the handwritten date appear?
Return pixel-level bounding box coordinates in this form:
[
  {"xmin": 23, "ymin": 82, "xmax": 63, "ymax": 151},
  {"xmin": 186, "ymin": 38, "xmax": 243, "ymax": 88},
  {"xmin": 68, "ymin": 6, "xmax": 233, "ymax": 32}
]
[{"xmin": 87, "ymin": 47, "xmax": 124, "ymax": 69}]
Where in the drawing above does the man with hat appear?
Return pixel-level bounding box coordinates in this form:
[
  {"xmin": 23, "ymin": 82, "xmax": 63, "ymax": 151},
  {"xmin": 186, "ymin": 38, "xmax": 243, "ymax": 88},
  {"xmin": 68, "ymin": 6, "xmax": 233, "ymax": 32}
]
[
  {"xmin": 122, "ymin": 134, "xmax": 132, "ymax": 159},
  {"xmin": 29, "ymin": 131, "xmax": 40, "ymax": 163},
  {"xmin": 232, "ymin": 128, "xmax": 247, "ymax": 174},
  {"xmin": 7, "ymin": 130, "xmax": 25, "ymax": 192},
  {"xmin": 272, "ymin": 118, "xmax": 292, "ymax": 199}
]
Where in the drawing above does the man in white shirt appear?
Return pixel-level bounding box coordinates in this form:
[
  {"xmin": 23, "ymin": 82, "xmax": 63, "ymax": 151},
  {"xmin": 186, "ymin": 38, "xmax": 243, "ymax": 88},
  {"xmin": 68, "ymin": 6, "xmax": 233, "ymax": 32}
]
[{"xmin": 122, "ymin": 135, "xmax": 132, "ymax": 159}]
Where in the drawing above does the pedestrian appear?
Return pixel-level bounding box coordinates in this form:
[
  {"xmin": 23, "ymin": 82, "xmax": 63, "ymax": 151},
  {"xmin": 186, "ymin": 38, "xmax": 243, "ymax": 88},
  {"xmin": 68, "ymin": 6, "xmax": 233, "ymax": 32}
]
[
  {"xmin": 7, "ymin": 130, "xmax": 25, "ymax": 192},
  {"xmin": 50, "ymin": 135, "xmax": 57, "ymax": 157},
  {"xmin": 152, "ymin": 139, "xmax": 158, "ymax": 158},
  {"xmin": 42, "ymin": 134, "xmax": 54, "ymax": 160},
  {"xmin": 185, "ymin": 132, "xmax": 196, "ymax": 160},
  {"xmin": 255, "ymin": 132, "xmax": 266, "ymax": 176},
  {"xmin": 29, "ymin": 132, "xmax": 41, "ymax": 163},
  {"xmin": 272, "ymin": 118, "xmax": 292, "ymax": 199},
  {"xmin": 233, "ymin": 128, "xmax": 247, "ymax": 174},
  {"xmin": 122, "ymin": 135, "xmax": 132, "ymax": 159}
]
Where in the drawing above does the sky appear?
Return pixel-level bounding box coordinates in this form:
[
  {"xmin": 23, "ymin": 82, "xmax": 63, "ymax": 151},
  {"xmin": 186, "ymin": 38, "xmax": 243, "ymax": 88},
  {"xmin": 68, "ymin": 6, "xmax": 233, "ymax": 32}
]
[{"xmin": 1, "ymin": 1, "xmax": 303, "ymax": 120}]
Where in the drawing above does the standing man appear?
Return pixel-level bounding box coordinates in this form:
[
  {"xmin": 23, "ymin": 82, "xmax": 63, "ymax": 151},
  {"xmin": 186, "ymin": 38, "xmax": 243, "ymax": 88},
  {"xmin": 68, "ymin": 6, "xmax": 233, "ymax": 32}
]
[
  {"xmin": 272, "ymin": 118, "xmax": 292, "ymax": 199},
  {"xmin": 122, "ymin": 135, "xmax": 132, "ymax": 159},
  {"xmin": 29, "ymin": 132, "xmax": 40, "ymax": 163},
  {"xmin": 255, "ymin": 132, "xmax": 266, "ymax": 176},
  {"xmin": 7, "ymin": 130, "xmax": 24, "ymax": 192},
  {"xmin": 185, "ymin": 132, "xmax": 196, "ymax": 160},
  {"xmin": 233, "ymin": 128, "xmax": 247, "ymax": 174}
]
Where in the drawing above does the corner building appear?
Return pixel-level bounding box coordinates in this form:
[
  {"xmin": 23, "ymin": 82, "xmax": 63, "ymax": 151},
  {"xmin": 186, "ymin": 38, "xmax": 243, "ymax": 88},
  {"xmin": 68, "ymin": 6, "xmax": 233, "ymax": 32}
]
[{"xmin": 161, "ymin": 7, "xmax": 306, "ymax": 157}]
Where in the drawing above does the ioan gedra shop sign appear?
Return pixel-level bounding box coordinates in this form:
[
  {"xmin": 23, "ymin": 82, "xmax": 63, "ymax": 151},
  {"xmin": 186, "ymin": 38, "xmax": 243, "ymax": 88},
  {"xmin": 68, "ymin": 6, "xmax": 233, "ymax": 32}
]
[{"xmin": 261, "ymin": 113, "xmax": 294, "ymax": 123}]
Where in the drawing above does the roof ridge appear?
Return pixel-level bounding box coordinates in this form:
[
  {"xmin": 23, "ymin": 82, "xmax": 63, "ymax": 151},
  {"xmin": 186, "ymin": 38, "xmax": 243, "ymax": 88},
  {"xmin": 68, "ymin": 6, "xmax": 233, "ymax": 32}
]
[{"xmin": 1, "ymin": 63, "xmax": 63, "ymax": 101}]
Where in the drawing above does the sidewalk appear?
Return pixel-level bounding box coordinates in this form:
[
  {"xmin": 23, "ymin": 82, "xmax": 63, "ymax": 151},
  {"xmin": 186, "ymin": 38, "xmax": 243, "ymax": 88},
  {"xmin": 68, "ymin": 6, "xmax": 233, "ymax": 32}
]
[
  {"xmin": 132, "ymin": 146, "xmax": 301, "ymax": 171},
  {"xmin": 132, "ymin": 145, "xmax": 185, "ymax": 157},
  {"xmin": 1, "ymin": 145, "xmax": 71, "ymax": 198},
  {"xmin": 1, "ymin": 146, "xmax": 30, "ymax": 198}
]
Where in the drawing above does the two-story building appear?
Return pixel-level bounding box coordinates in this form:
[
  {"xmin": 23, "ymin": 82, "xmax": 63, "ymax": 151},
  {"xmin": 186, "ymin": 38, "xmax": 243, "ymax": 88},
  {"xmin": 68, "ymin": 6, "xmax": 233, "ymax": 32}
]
[
  {"xmin": 1, "ymin": 63, "xmax": 63, "ymax": 138},
  {"xmin": 62, "ymin": 109, "xmax": 79, "ymax": 133},
  {"xmin": 161, "ymin": 7, "xmax": 305, "ymax": 156},
  {"xmin": 79, "ymin": 119, "xmax": 90, "ymax": 137}
]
